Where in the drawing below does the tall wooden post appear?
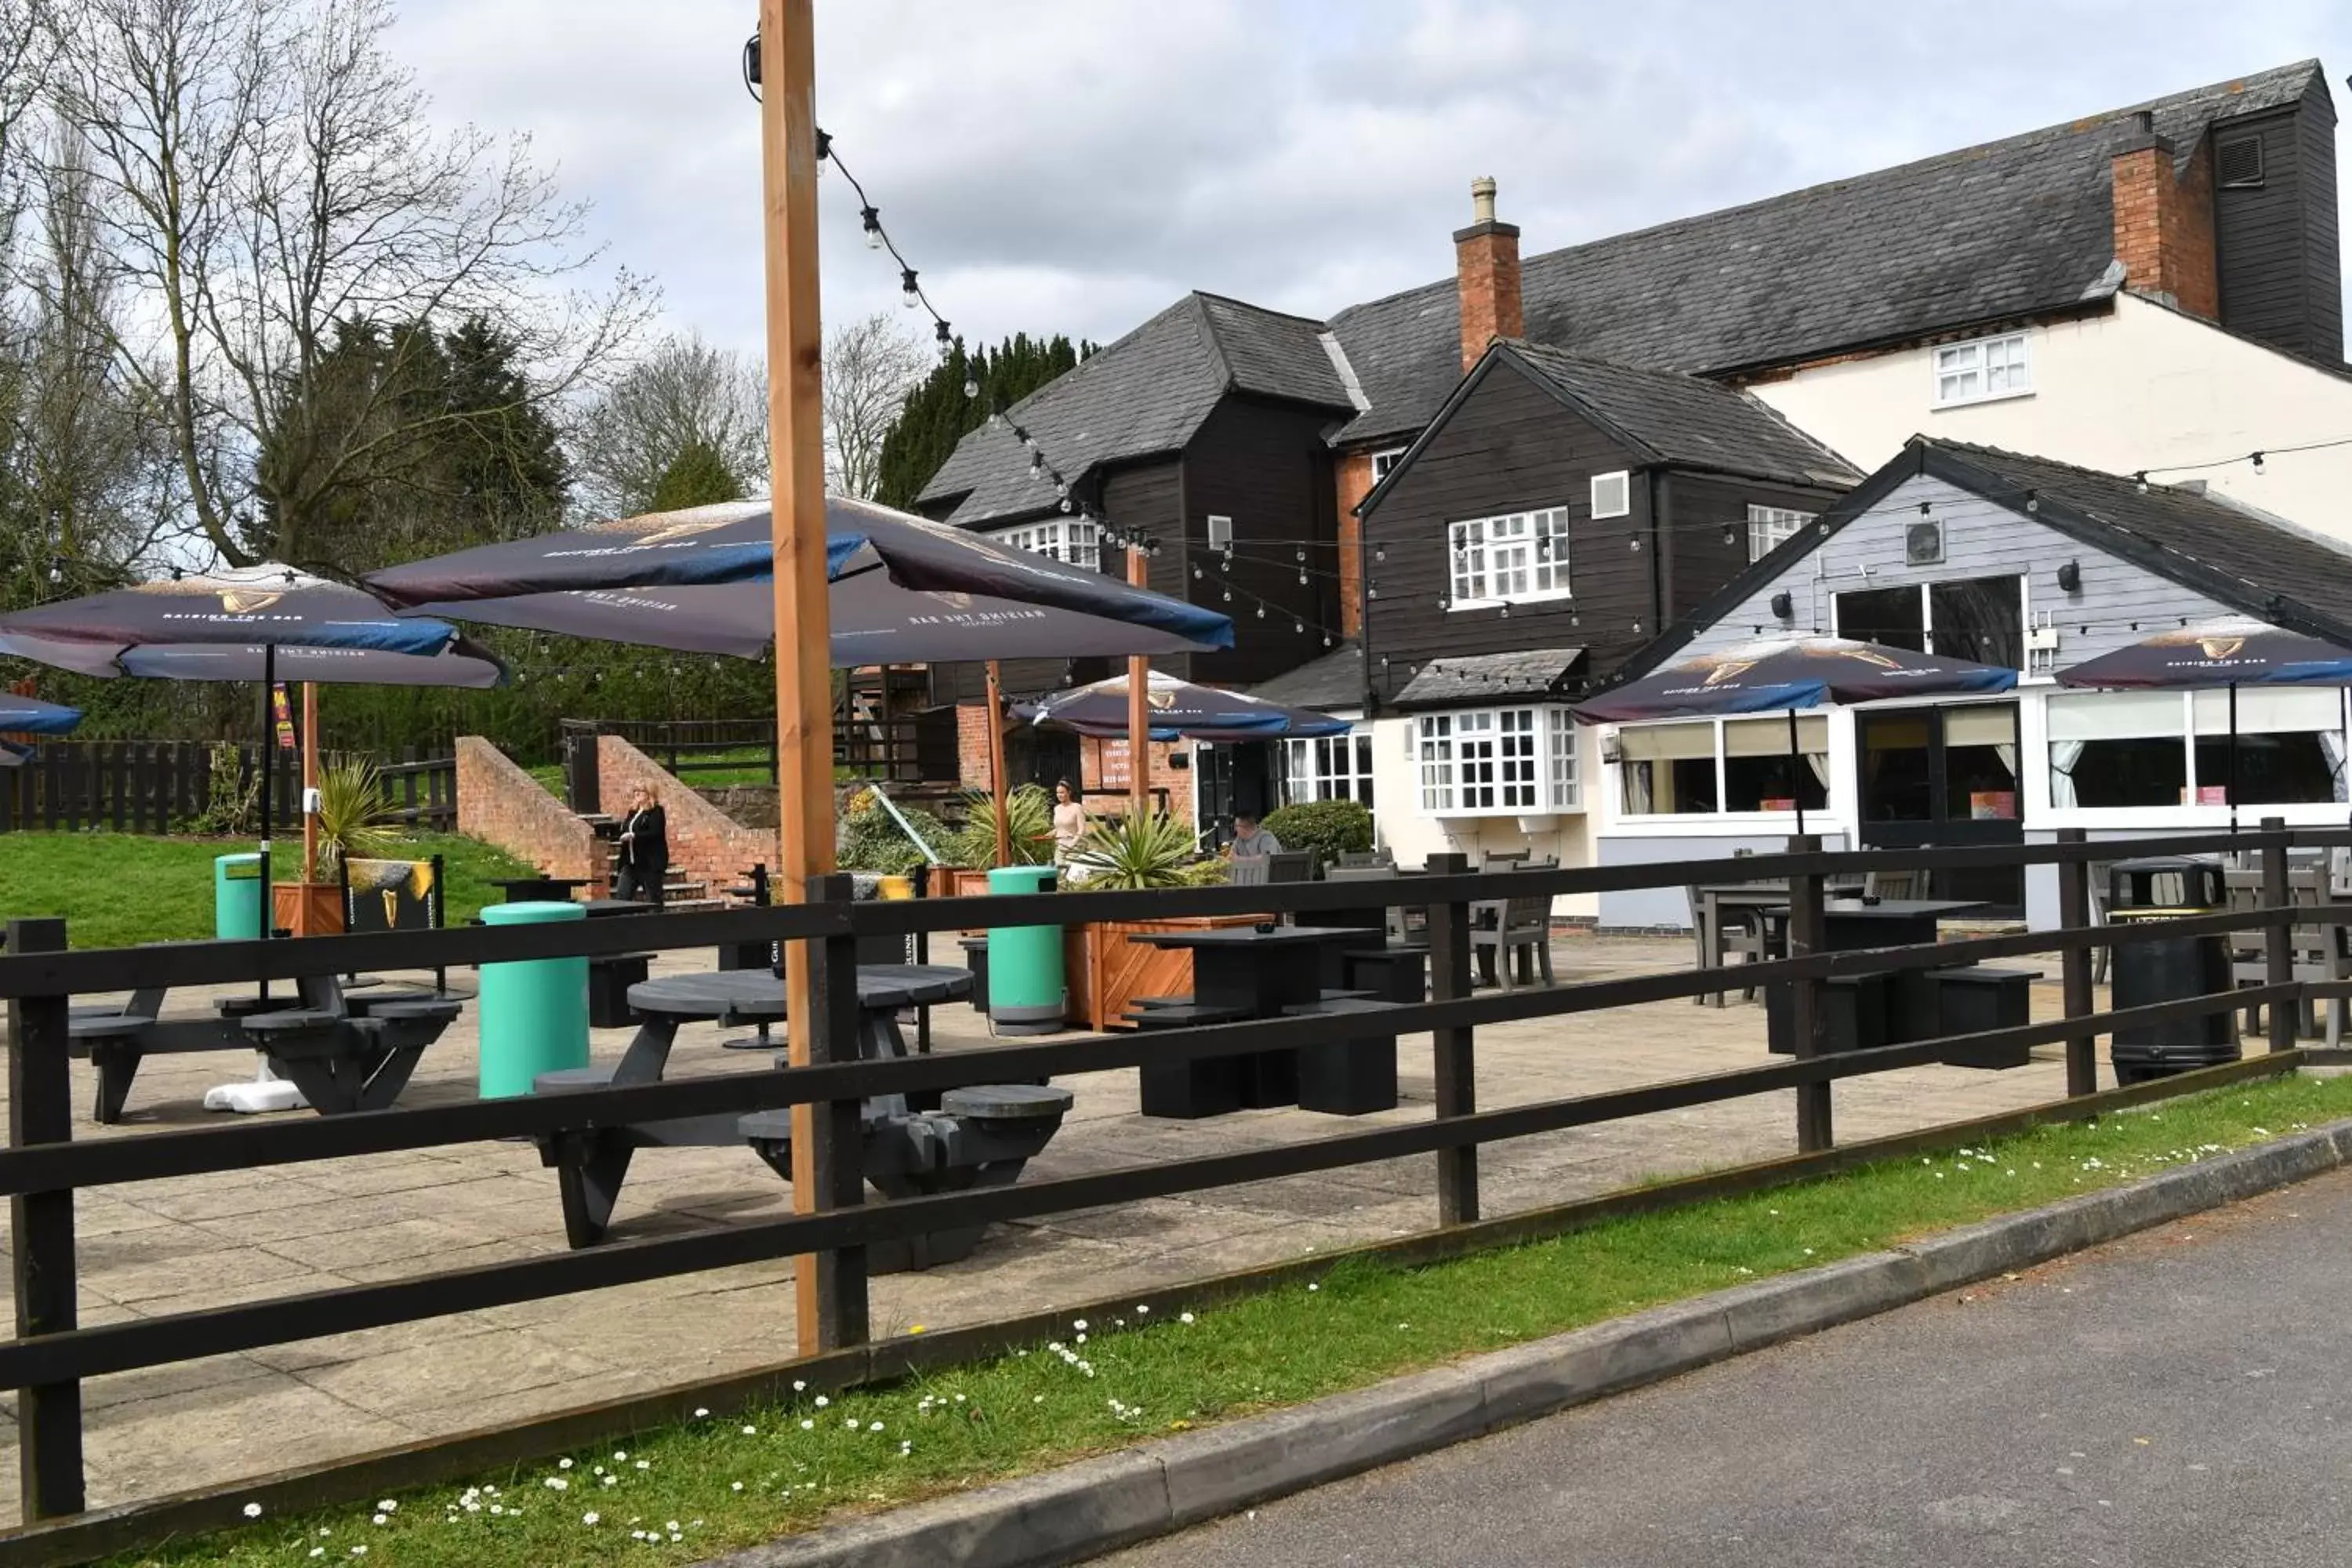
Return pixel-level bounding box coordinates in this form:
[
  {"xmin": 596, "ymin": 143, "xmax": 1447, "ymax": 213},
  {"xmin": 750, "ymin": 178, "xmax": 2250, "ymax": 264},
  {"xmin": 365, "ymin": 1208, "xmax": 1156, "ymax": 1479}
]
[
  {"xmin": 757, "ymin": 0, "xmax": 848, "ymax": 1357},
  {"xmin": 985, "ymin": 659, "xmax": 1012, "ymax": 866},
  {"xmin": 300, "ymin": 683, "xmax": 320, "ymax": 884},
  {"xmin": 1786, "ymin": 833, "xmax": 1831, "ymax": 1152},
  {"xmin": 2056, "ymin": 826, "xmax": 2097, "ymax": 1096},
  {"xmin": 1127, "ymin": 543, "xmax": 1150, "ymax": 819}
]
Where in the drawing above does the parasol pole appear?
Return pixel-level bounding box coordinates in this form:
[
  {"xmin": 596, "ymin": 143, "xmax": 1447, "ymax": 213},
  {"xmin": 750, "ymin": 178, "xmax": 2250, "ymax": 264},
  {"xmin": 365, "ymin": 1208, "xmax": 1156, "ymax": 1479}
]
[
  {"xmin": 758, "ymin": 0, "xmax": 846, "ymax": 1356},
  {"xmin": 1787, "ymin": 705, "xmax": 1806, "ymax": 838},
  {"xmin": 985, "ymin": 659, "xmax": 1011, "ymax": 866},
  {"xmin": 1128, "ymin": 543, "xmax": 1150, "ymax": 820},
  {"xmin": 2228, "ymin": 681, "xmax": 2240, "ymax": 834},
  {"xmin": 301, "ymin": 681, "xmax": 319, "ymax": 884}
]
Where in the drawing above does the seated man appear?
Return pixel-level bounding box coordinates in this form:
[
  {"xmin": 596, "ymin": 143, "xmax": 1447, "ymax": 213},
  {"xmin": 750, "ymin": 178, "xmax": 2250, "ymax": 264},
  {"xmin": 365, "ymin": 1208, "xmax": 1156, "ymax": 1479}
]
[{"xmin": 1228, "ymin": 812, "xmax": 1283, "ymax": 859}]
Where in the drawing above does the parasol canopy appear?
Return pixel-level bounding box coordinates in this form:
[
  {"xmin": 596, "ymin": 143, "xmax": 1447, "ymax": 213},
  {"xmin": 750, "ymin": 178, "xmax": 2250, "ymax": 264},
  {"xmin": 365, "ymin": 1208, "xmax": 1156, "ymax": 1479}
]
[
  {"xmin": 0, "ymin": 564, "xmax": 461, "ymax": 656},
  {"xmin": 1018, "ymin": 669, "xmax": 1351, "ymax": 742},
  {"xmin": 2052, "ymin": 616, "xmax": 2352, "ymax": 689},
  {"xmin": 0, "ymin": 691, "xmax": 84, "ymax": 737},
  {"xmin": 364, "ymin": 495, "xmax": 1233, "ymax": 658},
  {"xmin": 2, "ymin": 631, "xmax": 506, "ymax": 688},
  {"xmin": 1573, "ymin": 635, "xmax": 2018, "ymax": 722}
]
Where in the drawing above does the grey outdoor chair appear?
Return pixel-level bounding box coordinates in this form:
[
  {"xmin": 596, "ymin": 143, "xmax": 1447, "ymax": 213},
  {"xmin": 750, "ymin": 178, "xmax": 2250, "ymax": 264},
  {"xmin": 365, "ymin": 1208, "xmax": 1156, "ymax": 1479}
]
[
  {"xmin": 1336, "ymin": 850, "xmax": 1393, "ymax": 869},
  {"xmin": 1863, "ymin": 869, "xmax": 1929, "ymax": 901},
  {"xmin": 1265, "ymin": 851, "xmax": 1317, "ymax": 884},
  {"xmin": 2224, "ymin": 866, "xmax": 2350, "ymax": 1042},
  {"xmin": 1472, "ymin": 887, "xmax": 1555, "ymax": 990}
]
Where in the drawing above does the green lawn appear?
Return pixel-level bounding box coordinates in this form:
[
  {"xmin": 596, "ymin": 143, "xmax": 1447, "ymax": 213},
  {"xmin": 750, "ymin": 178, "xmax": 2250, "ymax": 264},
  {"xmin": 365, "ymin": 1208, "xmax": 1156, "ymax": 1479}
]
[
  {"xmin": 106, "ymin": 1073, "xmax": 2352, "ymax": 1567},
  {"xmin": 522, "ymin": 749, "xmax": 776, "ymax": 797},
  {"xmin": 0, "ymin": 832, "xmax": 534, "ymax": 949}
]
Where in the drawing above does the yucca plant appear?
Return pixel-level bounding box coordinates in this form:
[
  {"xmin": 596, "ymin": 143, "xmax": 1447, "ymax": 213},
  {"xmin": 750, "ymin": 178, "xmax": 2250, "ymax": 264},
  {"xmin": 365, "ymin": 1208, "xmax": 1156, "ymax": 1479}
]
[
  {"xmin": 945, "ymin": 784, "xmax": 1054, "ymax": 867},
  {"xmin": 312, "ymin": 756, "xmax": 405, "ymax": 879},
  {"xmin": 1066, "ymin": 811, "xmax": 1200, "ymax": 890}
]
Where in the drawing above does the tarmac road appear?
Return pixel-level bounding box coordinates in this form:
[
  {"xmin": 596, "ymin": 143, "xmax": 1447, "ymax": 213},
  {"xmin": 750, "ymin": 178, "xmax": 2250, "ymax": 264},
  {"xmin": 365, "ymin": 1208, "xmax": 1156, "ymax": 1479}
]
[{"xmin": 1098, "ymin": 1166, "xmax": 2352, "ymax": 1567}]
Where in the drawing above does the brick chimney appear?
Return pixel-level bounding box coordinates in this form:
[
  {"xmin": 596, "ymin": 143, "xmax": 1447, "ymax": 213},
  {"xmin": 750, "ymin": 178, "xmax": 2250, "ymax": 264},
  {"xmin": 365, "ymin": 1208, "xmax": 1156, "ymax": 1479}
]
[
  {"xmin": 1455, "ymin": 176, "xmax": 1523, "ymax": 372},
  {"xmin": 2111, "ymin": 108, "xmax": 2219, "ymax": 320}
]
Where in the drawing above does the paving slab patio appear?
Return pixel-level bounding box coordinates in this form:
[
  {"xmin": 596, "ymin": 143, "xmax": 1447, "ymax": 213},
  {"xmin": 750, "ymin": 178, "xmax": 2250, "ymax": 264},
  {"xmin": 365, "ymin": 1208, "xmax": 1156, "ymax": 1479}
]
[{"xmin": 0, "ymin": 931, "xmax": 2169, "ymax": 1523}]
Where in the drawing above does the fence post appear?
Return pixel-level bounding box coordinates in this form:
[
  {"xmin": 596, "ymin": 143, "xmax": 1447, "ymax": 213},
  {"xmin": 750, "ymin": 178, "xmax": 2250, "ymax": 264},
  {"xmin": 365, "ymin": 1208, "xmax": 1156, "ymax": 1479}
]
[
  {"xmin": 1425, "ymin": 851, "xmax": 1479, "ymax": 1226},
  {"xmin": 2261, "ymin": 815, "xmax": 2296, "ymax": 1053},
  {"xmin": 1785, "ymin": 834, "xmax": 1831, "ymax": 1152},
  {"xmin": 5, "ymin": 917, "xmax": 84, "ymax": 1520},
  {"xmin": 798, "ymin": 873, "xmax": 869, "ymax": 1349},
  {"xmin": 2056, "ymin": 827, "xmax": 2097, "ymax": 1095}
]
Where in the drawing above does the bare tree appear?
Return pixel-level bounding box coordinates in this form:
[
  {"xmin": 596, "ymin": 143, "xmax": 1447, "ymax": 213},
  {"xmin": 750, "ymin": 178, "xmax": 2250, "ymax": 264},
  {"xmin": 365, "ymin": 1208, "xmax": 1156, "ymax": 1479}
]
[
  {"xmin": 569, "ymin": 331, "xmax": 768, "ymax": 519},
  {"xmin": 823, "ymin": 310, "xmax": 926, "ymax": 499},
  {"xmin": 50, "ymin": 0, "xmax": 653, "ymax": 572}
]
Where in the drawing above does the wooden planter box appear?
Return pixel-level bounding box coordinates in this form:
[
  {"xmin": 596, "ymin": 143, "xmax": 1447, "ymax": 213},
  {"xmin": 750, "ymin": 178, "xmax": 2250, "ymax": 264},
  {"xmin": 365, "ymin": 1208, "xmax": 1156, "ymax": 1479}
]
[
  {"xmin": 1064, "ymin": 913, "xmax": 1265, "ymax": 1032},
  {"xmin": 273, "ymin": 880, "xmax": 345, "ymax": 938}
]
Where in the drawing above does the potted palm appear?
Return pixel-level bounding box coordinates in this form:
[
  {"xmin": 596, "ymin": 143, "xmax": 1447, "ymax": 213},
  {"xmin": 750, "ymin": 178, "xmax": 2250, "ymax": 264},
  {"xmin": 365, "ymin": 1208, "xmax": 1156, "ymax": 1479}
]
[
  {"xmin": 275, "ymin": 757, "xmax": 403, "ymax": 936},
  {"xmin": 1059, "ymin": 813, "xmax": 1262, "ymax": 1029}
]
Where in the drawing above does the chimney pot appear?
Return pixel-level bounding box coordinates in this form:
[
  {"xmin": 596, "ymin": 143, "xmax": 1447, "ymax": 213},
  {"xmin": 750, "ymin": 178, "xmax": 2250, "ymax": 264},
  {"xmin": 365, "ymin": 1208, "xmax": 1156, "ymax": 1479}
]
[{"xmin": 1470, "ymin": 176, "xmax": 1497, "ymax": 226}]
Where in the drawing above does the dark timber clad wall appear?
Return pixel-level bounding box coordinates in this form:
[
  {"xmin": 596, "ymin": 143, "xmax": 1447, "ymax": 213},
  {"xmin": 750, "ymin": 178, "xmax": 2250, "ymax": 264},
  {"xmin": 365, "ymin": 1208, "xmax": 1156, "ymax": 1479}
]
[
  {"xmin": 1178, "ymin": 398, "xmax": 1339, "ymax": 687},
  {"xmin": 1363, "ymin": 364, "xmax": 1654, "ymax": 693},
  {"xmin": 2214, "ymin": 82, "xmax": 2344, "ymax": 363},
  {"xmin": 1661, "ymin": 474, "xmax": 1842, "ymax": 627}
]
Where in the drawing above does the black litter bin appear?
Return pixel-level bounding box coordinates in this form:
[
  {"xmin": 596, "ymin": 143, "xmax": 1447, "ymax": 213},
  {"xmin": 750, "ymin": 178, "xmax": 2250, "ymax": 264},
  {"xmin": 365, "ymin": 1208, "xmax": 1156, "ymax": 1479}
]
[{"xmin": 2105, "ymin": 856, "xmax": 2236, "ymax": 1083}]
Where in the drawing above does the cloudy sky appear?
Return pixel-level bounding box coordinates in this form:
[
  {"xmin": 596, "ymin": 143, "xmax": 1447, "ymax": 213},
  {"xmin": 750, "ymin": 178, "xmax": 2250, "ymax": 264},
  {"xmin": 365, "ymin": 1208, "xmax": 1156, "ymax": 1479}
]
[{"xmin": 397, "ymin": 0, "xmax": 2351, "ymax": 361}]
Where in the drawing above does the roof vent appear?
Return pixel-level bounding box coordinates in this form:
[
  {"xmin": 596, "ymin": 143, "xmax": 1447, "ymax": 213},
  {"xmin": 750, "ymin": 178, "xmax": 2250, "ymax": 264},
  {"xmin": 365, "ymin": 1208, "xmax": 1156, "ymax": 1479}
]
[
  {"xmin": 2132, "ymin": 108, "xmax": 2155, "ymax": 135},
  {"xmin": 2217, "ymin": 135, "xmax": 2265, "ymax": 189}
]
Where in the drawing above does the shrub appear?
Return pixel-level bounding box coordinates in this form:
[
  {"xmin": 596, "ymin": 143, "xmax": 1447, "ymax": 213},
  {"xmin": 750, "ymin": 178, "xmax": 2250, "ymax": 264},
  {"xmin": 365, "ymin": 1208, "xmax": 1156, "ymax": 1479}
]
[
  {"xmin": 1261, "ymin": 799, "xmax": 1373, "ymax": 866},
  {"xmin": 837, "ymin": 788, "xmax": 948, "ymax": 877},
  {"xmin": 314, "ymin": 757, "xmax": 405, "ymax": 878}
]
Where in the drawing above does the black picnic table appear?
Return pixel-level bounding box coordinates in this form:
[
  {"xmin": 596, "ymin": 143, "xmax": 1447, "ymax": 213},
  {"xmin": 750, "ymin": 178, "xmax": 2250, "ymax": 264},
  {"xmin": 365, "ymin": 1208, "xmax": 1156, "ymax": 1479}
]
[
  {"xmin": 1767, "ymin": 898, "xmax": 1998, "ymax": 1056},
  {"xmin": 1127, "ymin": 926, "xmax": 1392, "ymax": 1112},
  {"xmin": 535, "ymin": 964, "xmax": 1009, "ymax": 1249},
  {"xmin": 69, "ymin": 966, "xmax": 463, "ymax": 1122}
]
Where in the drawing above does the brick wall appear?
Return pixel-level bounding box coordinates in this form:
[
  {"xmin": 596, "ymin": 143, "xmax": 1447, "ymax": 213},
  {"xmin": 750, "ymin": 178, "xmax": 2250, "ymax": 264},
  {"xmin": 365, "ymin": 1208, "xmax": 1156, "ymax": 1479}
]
[
  {"xmin": 1455, "ymin": 220, "xmax": 1523, "ymax": 372},
  {"xmin": 597, "ymin": 735, "xmax": 774, "ymax": 898},
  {"xmin": 951, "ymin": 708, "xmax": 1196, "ymax": 829},
  {"xmin": 455, "ymin": 736, "xmax": 604, "ymax": 886},
  {"xmin": 1333, "ymin": 448, "xmax": 1373, "ymax": 640},
  {"xmin": 2112, "ymin": 135, "xmax": 2220, "ymax": 320},
  {"xmin": 956, "ymin": 704, "xmax": 995, "ymax": 793}
]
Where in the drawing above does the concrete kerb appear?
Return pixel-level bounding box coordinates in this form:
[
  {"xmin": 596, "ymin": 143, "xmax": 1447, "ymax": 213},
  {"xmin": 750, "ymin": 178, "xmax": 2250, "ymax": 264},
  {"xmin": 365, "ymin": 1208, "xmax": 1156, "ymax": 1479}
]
[{"xmin": 710, "ymin": 1115, "xmax": 2352, "ymax": 1568}]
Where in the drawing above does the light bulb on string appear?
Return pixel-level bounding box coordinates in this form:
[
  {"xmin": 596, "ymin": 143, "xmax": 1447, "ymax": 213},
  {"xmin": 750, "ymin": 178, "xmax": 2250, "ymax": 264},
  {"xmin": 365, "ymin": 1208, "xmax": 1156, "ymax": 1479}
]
[
  {"xmin": 899, "ymin": 267, "xmax": 919, "ymax": 308},
  {"xmin": 862, "ymin": 206, "xmax": 883, "ymax": 249},
  {"xmin": 1255, "ymin": 604, "xmax": 1265, "ymax": 619},
  {"xmin": 2253, "ymin": 450, "xmax": 2267, "ymax": 474},
  {"xmin": 1293, "ymin": 619, "xmax": 1304, "ymax": 635},
  {"xmin": 963, "ymin": 372, "xmax": 979, "ymax": 399}
]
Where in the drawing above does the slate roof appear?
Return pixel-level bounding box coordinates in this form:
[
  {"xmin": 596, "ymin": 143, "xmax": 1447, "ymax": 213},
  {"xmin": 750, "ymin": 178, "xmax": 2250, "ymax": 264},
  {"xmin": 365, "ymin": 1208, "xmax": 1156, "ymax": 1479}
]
[
  {"xmin": 1392, "ymin": 648, "xmax": 1587, "ymax": 710},
  {"xmin": 1247, "ymin": 641, "xmax": 1366, "ymax": 711},
  {"xmin": 1327, "ymin": 61, "xmax": 2325, "ymax": 445},
  {"xmin": 1925, "ymin": 441, "xmax": 2352, "ymax": 637},
  {"xmin": 919, "ymin": 294, "xmax": 1350, "ymax": 527},
  {"xmin": 1494, "ymin": 342, "xmax": 1860, "ymax": 487}
]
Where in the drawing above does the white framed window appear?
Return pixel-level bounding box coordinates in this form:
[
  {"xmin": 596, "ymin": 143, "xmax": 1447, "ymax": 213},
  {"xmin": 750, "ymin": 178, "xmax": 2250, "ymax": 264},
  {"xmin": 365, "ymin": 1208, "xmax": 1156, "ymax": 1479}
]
[
  {"xmin": 2047, "ymin": 688, "xmax": 2347, "ymax": 810},
  {"xmin": 1279, "ymin": 728, "xmax": 1374, "ymax": 808},
  {"xmin": 1590, "ymin": 470, "xmax": 1631, "ymax": 519},
  {"xmin": 989, "ymin": 517, "xmax": 1102, "ymax": 571},
  {"xmin": 1415, "ymin": 706, "xmax": 1581, "ymax": 815},
  {"xmin": 1617, "ymin": 715, "xmax": 1829, "ymax": 818},
  {"xmin": 1831, "ymin": 574, "xmax": 2025, "ymax": 671},
  {"xmin": 1370, "ymin": 447, "xmax": 1408, "ymax": 482},
  {"xmin": 1446, "ymin": 508, "xmax": 1571, "ymax": 608},
  {"xmin": 1747, "ymin": 504, "xmax": 1814, "ymax": 562},
  {"xmin": 1206, "ymin": 514, "xmax": 1233, "ymax": 554},
  {"xmin": 1933, "ymin": 332, "xmax": 2032, "ymax": 408}
]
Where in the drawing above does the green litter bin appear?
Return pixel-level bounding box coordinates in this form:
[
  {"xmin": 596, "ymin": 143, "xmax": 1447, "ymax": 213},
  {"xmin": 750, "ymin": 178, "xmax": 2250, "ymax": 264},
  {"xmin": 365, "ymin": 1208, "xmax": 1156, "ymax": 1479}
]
[
  {"xmin": 985, "ymin": 865, "xmax": 1065, "ymax": 1035},
  {"xmin": 477, "ymin": 901, "xmax": 590, "ymax": 1098},
  {"xmin": 214, "ymin": 853, "xmax": 264, "ymax": 941}
]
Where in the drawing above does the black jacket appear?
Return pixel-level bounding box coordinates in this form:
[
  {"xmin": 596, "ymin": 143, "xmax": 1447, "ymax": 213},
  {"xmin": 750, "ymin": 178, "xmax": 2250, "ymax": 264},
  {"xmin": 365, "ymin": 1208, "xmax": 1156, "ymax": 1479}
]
[{"xmin": 619, "ymin": 804, "xmax": 668, "ymax": 873}]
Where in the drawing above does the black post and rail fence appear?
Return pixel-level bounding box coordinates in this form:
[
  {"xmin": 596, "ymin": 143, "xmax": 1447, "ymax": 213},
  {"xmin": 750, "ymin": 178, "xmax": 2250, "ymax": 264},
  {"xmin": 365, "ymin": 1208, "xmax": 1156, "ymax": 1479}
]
[{"xmin": 0, "ymin": 822, "xmax": 2347, "ymax": 1545}]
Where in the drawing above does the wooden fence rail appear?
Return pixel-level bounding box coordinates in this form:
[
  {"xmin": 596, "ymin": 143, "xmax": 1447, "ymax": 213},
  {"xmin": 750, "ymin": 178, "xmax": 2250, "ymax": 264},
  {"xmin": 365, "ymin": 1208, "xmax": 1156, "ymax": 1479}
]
[
  {"xmin": 0, "ymin": 820, "xmax": 2346, "ymax": 1534},
  {"xmin": 0, "ymin": 745, "xmax": 454, "ymax": 836}
]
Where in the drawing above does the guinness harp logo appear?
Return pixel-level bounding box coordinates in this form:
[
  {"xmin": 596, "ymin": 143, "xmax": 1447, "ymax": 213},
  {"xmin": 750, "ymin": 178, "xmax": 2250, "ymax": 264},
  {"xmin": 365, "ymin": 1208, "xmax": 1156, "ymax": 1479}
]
[
  {"xmin": 1837, "ymin": 648, "xmax": 1900, "ymax": 670},
  {"xmin": 219, "ymin": 589, "xmax": 284, "ymax": 615},
  {"xmin": 1700, "ymin": 660, "xmax": 1756, "ymax": 688},
  {"xmin": 2198, "ymin": 636, "xmax": 2246, "ymax": 662},
  {"xmin": 381, "ymin": 889, "xmax": 400, "ymax": 927}
]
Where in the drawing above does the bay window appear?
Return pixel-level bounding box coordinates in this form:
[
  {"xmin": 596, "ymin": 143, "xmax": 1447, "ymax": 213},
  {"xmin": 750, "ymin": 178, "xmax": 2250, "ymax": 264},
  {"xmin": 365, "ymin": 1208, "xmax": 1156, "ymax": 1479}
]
[
  {"xmin": 1414, "ymin": 706, "xmax": 1580, "ymax": 815},
  {"xmin": 1619, "ymin": 715, "xmax": 1828, "ymax": 816},
  {"xmin": 2047, "ymin": 688, "xmax": 2348, "ymax": 808},
  {"xmin": 1279, "ymin": 728, "xmax": 1374, "ymax": 808}
]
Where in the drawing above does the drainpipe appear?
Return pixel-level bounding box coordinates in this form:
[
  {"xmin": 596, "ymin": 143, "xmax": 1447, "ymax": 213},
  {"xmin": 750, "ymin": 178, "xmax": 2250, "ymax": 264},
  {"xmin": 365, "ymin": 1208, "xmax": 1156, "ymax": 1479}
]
[{"xmin": 1646, "ymin": 470, "xmax": 1667, "ymax": 642}]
